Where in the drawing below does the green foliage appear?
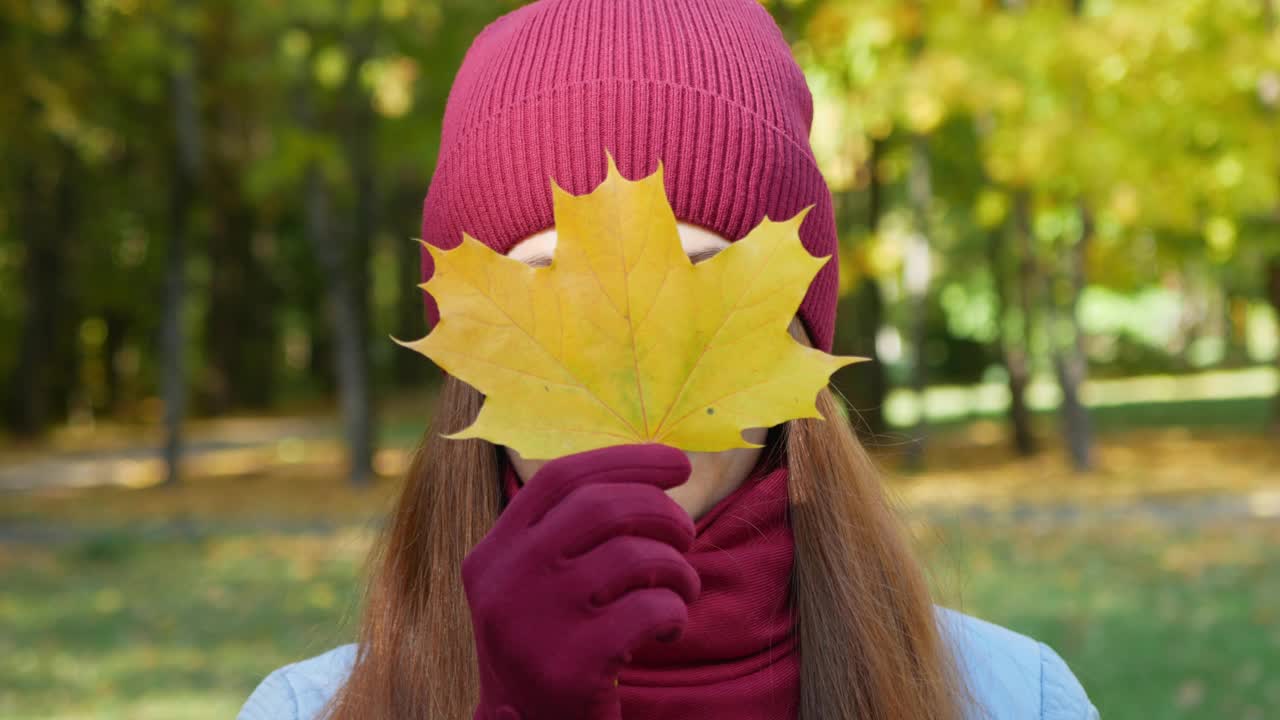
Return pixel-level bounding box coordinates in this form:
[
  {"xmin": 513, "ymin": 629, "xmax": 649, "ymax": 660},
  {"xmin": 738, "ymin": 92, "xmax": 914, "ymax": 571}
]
[
  {"xmin": 0, "ymin": 0, "xmax": 512, "ymax": 428},
  {"xmin": 792, "ymin": 0, "xmax": 1280, "ymax": 407},
  {"xmin": 0, "ymin": 0, "xmax": 1276, "ymax": 434}
]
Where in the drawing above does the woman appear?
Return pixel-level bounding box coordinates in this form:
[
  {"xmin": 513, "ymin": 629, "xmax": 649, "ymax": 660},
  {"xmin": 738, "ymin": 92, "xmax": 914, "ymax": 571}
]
[{"xmin": 239, "ymin": 1, "xmax": 1099, "ymax": 718}]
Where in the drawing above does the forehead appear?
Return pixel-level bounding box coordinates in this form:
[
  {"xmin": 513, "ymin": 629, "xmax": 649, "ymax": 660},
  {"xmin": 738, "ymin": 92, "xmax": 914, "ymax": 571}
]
[{"xmin": 506, "ymin": 222, "xmax": 731, "ymax": 266}]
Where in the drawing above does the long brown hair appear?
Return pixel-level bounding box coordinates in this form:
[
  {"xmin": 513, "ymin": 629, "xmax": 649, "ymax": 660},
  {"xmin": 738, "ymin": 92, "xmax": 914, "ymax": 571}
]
[{"xmin": 324, "ymin": 373, "xmax": 973, "ymax": 719}]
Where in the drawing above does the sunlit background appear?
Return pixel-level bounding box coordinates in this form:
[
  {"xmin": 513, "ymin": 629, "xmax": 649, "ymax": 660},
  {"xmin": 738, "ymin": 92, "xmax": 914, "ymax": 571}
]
[{"xmin": 2, "ymin": 1, "xmax": 1278, "ymax": 718}]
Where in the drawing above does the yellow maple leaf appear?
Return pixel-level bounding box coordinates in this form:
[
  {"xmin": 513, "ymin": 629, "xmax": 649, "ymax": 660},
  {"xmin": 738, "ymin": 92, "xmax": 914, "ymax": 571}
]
[{"xmin": 398, "ymin": 154, "xmax": 865, "ymax": 460}]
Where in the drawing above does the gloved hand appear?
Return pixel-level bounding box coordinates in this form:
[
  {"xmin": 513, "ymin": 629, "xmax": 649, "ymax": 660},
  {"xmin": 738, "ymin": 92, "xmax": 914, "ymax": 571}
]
[{"xmin": 463, "ymin": 443, "xmax": 702, "ymax": 720}]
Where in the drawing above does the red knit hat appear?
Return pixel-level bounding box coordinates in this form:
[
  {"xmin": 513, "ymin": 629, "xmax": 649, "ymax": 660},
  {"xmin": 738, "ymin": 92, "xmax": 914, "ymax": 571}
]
[{"xmin": 420, "ymin": 0, "xmax": 840, "ymax": 352}]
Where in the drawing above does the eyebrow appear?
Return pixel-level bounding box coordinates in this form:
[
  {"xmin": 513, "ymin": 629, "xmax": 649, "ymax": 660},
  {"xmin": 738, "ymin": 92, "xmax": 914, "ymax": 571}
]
[{"xmin": 520, "ymin": 246, "xmax": 723, "ymax": 268}]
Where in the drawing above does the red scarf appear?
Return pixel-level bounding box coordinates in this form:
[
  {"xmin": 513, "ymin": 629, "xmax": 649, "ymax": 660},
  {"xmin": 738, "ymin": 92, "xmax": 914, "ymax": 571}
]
[{"xmin": 502, "ymin": 457, "xmax": 800, "ymax": 719}]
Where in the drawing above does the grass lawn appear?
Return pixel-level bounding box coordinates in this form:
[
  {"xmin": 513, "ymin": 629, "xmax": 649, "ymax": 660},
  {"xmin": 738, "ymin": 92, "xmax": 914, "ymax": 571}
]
[
  {"xmin": 922, "ymin": 519, "xmax": 1280, "ymax": 720},
  {"xmin": 3, "ymin": 515, "xmax": 1277, "ymax": 719},
  {"xmin": 1, "ymin": 528, "xmax": 371, "ymax": 720},
  {"xmin": 882, "ymin": 393, "xmax": 1276, "ymax": 437},
  {"xmin": 3, "ymin": 385, "xmax": 1278, "ymax": 719}
]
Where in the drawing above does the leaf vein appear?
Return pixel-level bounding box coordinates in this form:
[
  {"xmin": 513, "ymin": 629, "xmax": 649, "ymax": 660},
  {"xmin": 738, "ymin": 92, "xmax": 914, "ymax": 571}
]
[
  {"xmin": 437, "ymin": 273, "xmax": 643, "ymax": 437},
  {"xmin": 650, "ymin": 242, "xmax": 784, "ymax": 436}
]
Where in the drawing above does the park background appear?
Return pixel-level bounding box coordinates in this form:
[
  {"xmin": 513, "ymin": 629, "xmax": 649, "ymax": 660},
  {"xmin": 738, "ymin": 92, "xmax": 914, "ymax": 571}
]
[{"xmin": 2, "ymin": 0, "xmax": 1279, "ymax": 718}]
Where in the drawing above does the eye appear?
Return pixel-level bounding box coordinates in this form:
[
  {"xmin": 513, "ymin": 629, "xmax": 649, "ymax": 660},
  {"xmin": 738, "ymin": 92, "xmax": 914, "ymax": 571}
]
[
  {"xmin": 687, "ymin": 247, "xmax": 723, "ymax": 265},
  {"xmin": 522, "ymin": 253, "xmax": 552, "ymax": 268}
]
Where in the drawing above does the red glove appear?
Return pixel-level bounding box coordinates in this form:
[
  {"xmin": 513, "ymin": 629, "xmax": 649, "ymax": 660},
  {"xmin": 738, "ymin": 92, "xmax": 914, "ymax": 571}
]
[{"xmin": 463, "ymin": 443, "xmax": 702, "ymax": 720}]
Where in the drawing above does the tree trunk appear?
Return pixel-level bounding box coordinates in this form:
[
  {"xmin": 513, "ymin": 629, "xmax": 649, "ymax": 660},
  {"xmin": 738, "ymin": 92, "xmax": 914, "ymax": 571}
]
[
  {"xmin": 988, "ymin": 219, "xmax": 1037, "ymax": 456},
  {"xmin": 314, "ymin": 15, "xmax": 383, "ymax": 487},
  {"xmin": 304, "ymin": 163, "xmax": 374, "ymax": 486},
  {"xmin": 831, "ymin": 138, "xmax": 889, "ymax": 438},
  {"xmin": 835, "ymin": 279, "xmax": 889, "ymax": 437},
  {"xmin": 6, "ymin": 164, "xmax": 64, "ymax": 436},
  {"xmin": 1011, "ymin": 191, "xmax": 1041, "ymax": 454},
  {"xmin": 903, "ymin": 135, "xmax": 934, "ymax": 469},
  {"xmin": 5, "ymin": 5, "xmax": 87, "ymax": 437},
  {"xmin": 48, "ymin": 149, "xmax": 84, "ymax": 425},
  {"xmin": 296, "ymin": 52, "xmax": 375, "ymax": 486},
  {"xmin": 1049, "ymin": 205, "xmax": 1094, "ymax": 471},
  {"xmin": 199, "ymin": 5, "xmax": 277, "ymax": 414},
  {"xmin": 161, "ymin": 6, "xmax": 203, "ymax": 486},
  {"xmin": 103, "ymin": 311, "xmax": 128, "ymax": 414},
  {"xmin": 203, "ymin": 184, "xmax": 276, "ymax": 412},
  {"xmin": 1055, "ymin": 0, "xmax": 1095, "ymax": 471},
  {"xmin": 859, "ymin": 138, "xmax": 889, "ymax": 437},
  {"xmin": 1268, "ymin": 256, "xmax": 1280, "ymax": 434},
  {"xmin": 392, "ymin": 181, "xmax": 431, "ymax": 386},
  {"xmin": 342, "ymin": 19, "xmax": 380, "ymax": 431},
  {"xmin": 1263, "ymin": 0, "xmax": 1279, "ymax": 434},
  {"xmin": 1172, "ymin": 264, "xmax": 1213, "ymax": 369},
  {"xmin": 161, "ymin": 175, "xmax": 191, "ymax": 487}
]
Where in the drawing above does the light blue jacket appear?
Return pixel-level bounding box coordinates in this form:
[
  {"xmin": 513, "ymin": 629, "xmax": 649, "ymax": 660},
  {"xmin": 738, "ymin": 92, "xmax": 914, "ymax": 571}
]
[{"xmin": 238, "ymin": 605, "xmax": 1099, "ymax": 719}]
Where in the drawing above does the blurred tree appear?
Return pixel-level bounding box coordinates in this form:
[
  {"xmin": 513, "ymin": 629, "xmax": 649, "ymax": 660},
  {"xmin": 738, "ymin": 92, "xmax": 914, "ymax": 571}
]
[
  {"xmin": 830, "ymin": 145, "xmax": 890, "ymax": 438},
  {"xmin": 200, "ymin": 1, "xmax": 279, "ymax": 413},
  {"xmin": 290, "ymin": 9, "xmax": 375, "ymax": 487},
  {"xmin": 987, "ymin": 191, "xmax": 1040, "ymax": 456},
  {"xmin": 1263, "ymin": 0, "xmax": 1280, "ymax": 434},
  {"xmin": 903, "ymin": 131, "xmax": 935, "ymax": 467},
  {"xmin": 162, "ymin": 0, "xmax": 204, "ymax": 486},
  {"xmin": 1269, "ymin": 255, "xmax": 1280, "ymax": 432},
  {"xmin": 3, "ymin": 0, "xmax": 89, "ymax": 437},
  {"xmin": 798, "ymin": 0, "xmax": 939, "ymax": 460}
]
